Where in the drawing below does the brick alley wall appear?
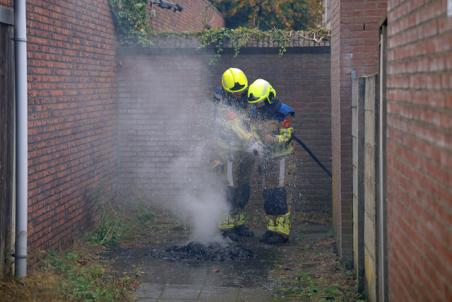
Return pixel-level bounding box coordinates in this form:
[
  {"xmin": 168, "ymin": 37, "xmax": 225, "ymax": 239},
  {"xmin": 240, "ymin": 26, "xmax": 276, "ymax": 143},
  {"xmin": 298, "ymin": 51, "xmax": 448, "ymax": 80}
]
[
  {"xmin": 386, "ymin": 0, "xmax": 452, "ymax": 301},
  {"xmin": 149, "ymin": 0, "xmax": 224, "ymax": 32},
  {"xmin": 329, "ymin": 0, "xmax": 387, "ymax": 265},
  {"xmin": 27, "ymin": 0, "xmax": 118, "ymax": 252},
  {"xmin": 116, "ymin": 44, "xmax": 331, "ymax": 213},
  {"xmin": 0, "ymin": 0, "xmax": 11, "ymax": 7},
  {"xmin": 116, "ymin": 50, "xmax": 212, "ymax": 203},
  {"xmin": 1, "ymin": 0, "xmax": 223, "ymax": 264}
]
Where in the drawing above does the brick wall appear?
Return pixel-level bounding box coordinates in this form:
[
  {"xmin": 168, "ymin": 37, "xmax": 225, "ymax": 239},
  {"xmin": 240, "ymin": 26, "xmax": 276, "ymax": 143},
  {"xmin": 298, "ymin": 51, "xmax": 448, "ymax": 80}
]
[
  {"xmin": 150, "ymin": 0, "xmax": 224, "ymax": 32},
  {"xmin": 3, "ymin": 0, "xmax": 222, "ymax": 261},
  {"xmin": 116, "ymin": 51, "xmax": 212, "ymax": 202},
  {"xmin": 116, "ymin": 46, "xmax": 332, "ymax": 213},
  {"xmin": 27, "ymin": 0, "xmax": 118, "ymax": 251},
  {"xmin": 0, "ymin": 0, "xmax": 12, "ymax": 7},
  {"xmin": 329, "ymin": 0, "xmax": 387, "ymax": 265},
  {"xmin": 386, "ymin": 0, "xmax": 452, "ymax": 301}
]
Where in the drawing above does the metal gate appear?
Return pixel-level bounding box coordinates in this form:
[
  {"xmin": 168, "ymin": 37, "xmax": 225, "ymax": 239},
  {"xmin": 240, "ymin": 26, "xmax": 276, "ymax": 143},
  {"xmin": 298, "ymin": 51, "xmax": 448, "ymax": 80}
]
[{"xmin": 0, "ymin": 5, "xmax": 15, "ymax": 279}]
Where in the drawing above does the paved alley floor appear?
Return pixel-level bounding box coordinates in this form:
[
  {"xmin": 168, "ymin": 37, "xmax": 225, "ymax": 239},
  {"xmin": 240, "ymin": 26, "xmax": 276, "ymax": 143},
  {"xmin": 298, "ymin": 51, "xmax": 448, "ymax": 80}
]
[
  {"xmin": 117, "ymin": 238, "xmax": 278, "ymax": 301},
  {"xmin": 110, "ymin": 208, "xmax": 360, "ymax": 302}
]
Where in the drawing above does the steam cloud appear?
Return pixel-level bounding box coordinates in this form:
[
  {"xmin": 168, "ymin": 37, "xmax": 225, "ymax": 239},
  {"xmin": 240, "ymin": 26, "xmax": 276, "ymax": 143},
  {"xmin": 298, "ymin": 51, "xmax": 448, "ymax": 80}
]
[
  {"xmin": 118, "ymin": 54, "xmax": 234, "ymax": 244},
  {"xmin": 169, "ymin": 142, "xmax": 230, "ymax": 244}
]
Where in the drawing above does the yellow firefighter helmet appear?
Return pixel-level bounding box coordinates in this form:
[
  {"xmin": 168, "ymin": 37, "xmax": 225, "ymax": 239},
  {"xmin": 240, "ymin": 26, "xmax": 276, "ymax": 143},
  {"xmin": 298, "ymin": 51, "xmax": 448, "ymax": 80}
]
[
  {"xmin": 221, "ymin": 68, "xmax": 248, "ymax": 93},
  {"xmin": 247, "ymin": 79, "xmax": 277, "ymax": 104}
]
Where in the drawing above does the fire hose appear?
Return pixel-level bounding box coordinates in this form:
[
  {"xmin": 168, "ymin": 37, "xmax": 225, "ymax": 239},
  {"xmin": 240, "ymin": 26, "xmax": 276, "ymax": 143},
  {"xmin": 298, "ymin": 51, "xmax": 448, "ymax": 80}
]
[
  {"xmin": 292, "ymin": 134, "xmax": 332, "ymax": 178},
  {"xmin": 248, "ymin": 134, "xmax": 332, "ymax": 178}
]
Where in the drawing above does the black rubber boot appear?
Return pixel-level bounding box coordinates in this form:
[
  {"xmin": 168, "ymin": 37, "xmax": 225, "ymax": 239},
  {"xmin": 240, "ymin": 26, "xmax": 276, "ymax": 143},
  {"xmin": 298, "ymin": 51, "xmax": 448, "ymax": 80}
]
[
  {"xmin": 222, "ymin": 225, "xmax": 254, "ymax": 241},
  {"xmin": 260, "ymin": 231, "xmax": 289, "ymax": 244},
  {"xmin": 222, "ymin": 229, "xmax": 240, "ymax": 241},
  {"xmin": 234, "ymin": 225, "xmax": 254, "ymax": 237}
]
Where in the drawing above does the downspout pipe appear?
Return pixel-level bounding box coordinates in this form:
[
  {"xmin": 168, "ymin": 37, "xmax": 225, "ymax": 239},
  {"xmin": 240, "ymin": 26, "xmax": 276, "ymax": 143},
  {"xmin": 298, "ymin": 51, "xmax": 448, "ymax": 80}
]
[{"xmin": 14, "ymin": 0, "xmax": 28, "ymax": 278}]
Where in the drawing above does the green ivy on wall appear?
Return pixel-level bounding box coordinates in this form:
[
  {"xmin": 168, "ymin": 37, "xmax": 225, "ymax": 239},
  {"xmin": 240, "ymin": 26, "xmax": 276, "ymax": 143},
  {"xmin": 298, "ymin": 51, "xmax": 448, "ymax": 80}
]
[
  {"xmin": 152, "ymin": 28, "xmax": 329, "ymax": 64},
  {"xmin": 109, "ymin": 0, "xmax": 152, "ymax": 45},
  {"xmin": 108, "ymin": 1, "xmax": 330, "ymax": 64},
  {"xmin": 167, "ymin": 27, "xmax": 330, "ymax": 64}
]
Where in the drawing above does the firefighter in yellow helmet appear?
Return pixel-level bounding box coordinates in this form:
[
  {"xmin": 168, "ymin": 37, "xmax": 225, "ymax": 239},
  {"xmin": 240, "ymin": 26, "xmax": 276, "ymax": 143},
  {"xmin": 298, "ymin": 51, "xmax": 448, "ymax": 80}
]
[
  {"xmin": 248, "ymin": 79, "xmax": 295, "ymax": 244},
  {"xmin": 211, "ymin": 68, "xmax": 257, "ymax": 240}
]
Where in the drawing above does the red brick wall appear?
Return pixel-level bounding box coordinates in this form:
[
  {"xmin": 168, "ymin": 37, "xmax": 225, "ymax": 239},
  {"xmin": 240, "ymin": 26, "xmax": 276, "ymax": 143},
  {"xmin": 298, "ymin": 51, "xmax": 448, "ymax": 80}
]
[
  {"xmin": 0, "ymin": 0, "xmax": 12, "ymax": 7},
  {"xmin": 150, "ymin": 0, "xmax": 224, "ymax": 32},
  {"xmin": 27, "ymin": 0, "xmax": 118, "ymax": 251},
  {"xmin": 6, "ymin": 0, "xmax": 222, "ymax": 255},
  {"xmin": 116, "ymin": 46, "xmax": 331, "ymax": 213},
  {"xmin": 329, "ymin": 0, "xmax": 387, "ymax": 265},
  {"xmin": 386, "ymin": 0, "xmax": 452, "ymax": 301}
]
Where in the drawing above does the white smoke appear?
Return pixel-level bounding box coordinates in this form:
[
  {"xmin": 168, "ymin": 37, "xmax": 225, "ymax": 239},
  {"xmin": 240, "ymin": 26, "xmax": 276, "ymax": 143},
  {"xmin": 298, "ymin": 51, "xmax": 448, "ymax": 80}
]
[
  {"xmin": 117, "ymin": 53, "xmax": 252, "ymax": 245},
  {"xmin": 169, "ymin": 142, "xmax": 230, "ymax": 244}
]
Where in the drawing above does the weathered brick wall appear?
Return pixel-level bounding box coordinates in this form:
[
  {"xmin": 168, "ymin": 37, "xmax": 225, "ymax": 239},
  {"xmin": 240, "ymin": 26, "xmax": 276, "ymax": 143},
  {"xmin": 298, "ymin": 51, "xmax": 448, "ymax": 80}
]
[
  {"xmin": 116, "ymin": 46, "xmax": 331, "ymax": 213},
  {"xmin": 4, "ymin": 0, "xmax": 222, "ymax": 258},
  {"xmin": 329, "ymin": 0, "xmax": 387, "ymax": 265},
  {"xmin": 27, "ymin": 0, "xmax": 118, "ymax": 251},
  {"xmin": 150, "ymin": 0, "xmax": 224, "ymax": 32},
  {"xmin": 116, "ymin": 51, "xmax": 211, "ymax": 202},
  {"xmin": 386, "ymin": 1, "xmax": 452, "ymax": 301},
  {"xmin": 0, "ymin": 0, "xmax": 12, "ymax": 7}
]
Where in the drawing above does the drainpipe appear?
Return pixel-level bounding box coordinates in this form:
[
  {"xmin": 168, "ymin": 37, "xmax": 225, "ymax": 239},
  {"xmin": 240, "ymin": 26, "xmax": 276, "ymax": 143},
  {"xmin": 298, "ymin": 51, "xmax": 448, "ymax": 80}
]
[
  {"xmin": 14, "ymin": 0, "xmax": 28, "ymax": 279},
  {"xmin": 378, "ymin": 21, "xmax": 388, "ymax": 302}
]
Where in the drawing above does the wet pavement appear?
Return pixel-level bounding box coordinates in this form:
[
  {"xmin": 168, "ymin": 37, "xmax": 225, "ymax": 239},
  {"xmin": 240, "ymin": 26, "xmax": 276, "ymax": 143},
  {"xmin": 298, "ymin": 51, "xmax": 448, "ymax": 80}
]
[
  {"xmin": 113, "ymin": 238, "xmax": 278, "ymax": 301},
  {"xmin": 111, "ymin": 221, "xmax": 334, "ymax": 302},
  {"xmin": 133, "ymin": 262, "xmax": 273, "ymax": 301}
]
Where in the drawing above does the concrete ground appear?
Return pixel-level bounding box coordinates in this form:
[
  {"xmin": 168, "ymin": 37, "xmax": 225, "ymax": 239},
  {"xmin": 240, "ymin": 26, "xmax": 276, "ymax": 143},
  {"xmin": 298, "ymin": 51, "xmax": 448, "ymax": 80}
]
[{"xmin": 110, "ymin": 207, "xmax": 359, "ymax": 302}]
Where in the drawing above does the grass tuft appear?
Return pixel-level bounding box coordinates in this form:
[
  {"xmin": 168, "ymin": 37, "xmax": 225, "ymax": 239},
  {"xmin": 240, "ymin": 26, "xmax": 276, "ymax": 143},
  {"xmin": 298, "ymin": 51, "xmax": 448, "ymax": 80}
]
[
  {"xmin": 0, "ymin": 246, "xmax": 138, "ymax": 302},
  {"xmin": 0, "ymin": 197, "xmax": 156, "ymax": 302}
]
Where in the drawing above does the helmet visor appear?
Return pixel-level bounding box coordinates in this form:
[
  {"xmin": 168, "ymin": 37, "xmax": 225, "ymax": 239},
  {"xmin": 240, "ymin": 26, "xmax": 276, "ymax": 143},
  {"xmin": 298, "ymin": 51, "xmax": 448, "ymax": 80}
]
[
  {"xmin": 229, "ymin": 82, "xmax": 246, "ymax": 93},
  {"xmin": 248, "ymin": 93, "xmax": 265, "ymax": 104}
]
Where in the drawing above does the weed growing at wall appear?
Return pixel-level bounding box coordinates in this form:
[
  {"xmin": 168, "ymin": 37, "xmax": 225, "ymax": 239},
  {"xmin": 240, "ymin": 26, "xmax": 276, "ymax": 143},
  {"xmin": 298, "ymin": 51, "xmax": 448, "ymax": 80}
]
[
  {"xmin": 44, "ymin": 250, "xmax": 137, "ymax": 301},
  {"xmin": 109, "ymin": 0, "xmax": 152, "ymax": 45},
  {"xmin": 88, "ymin": 197, "xmax": 158, "ymax": 247},
  {"xmin": 0, "ymin": 244, "xmax": 139, "ymax": 302},
  {"xmin": 273, "ymin": 265, "xmax": 365, "ymax": 301},
  {"xmin": 0, "ymin": 190, "xmax": 159, "ymax": 301}
]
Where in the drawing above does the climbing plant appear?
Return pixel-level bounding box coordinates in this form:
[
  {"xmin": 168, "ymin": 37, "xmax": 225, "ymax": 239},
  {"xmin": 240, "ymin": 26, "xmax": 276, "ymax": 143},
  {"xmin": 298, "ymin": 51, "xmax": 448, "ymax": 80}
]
[
  {"xmin": 198, "ymin": 27, "xmax": 330, "ymax": 64},
  {"xmin": 109, "ymin": 0, "xmax": 152, "ymax": 45},
  {"xmin": 153, "ymin": 27, "xmax": 329, "ymax": 64}
]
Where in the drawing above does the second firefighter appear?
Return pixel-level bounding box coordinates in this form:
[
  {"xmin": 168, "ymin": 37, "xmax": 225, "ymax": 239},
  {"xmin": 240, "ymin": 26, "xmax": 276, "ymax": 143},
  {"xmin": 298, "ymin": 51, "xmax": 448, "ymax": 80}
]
[{"xmin": 248, "ymin": 79, "xmax": 296, "ymax": 244}]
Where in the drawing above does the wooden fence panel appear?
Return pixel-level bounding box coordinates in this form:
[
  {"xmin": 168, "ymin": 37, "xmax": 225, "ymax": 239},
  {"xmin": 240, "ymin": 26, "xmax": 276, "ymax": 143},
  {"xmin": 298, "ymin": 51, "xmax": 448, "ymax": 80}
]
[
  {"xmin": 352, "ymin": 77, "xmax": 365, "ymax": 292},
  {"xmin": 352, "ymin": 74, "xmax": 380, "ymax": 301},
  {"xmin": 364, "ymin": 75, "xmax": 379, "ymax": 302}
]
